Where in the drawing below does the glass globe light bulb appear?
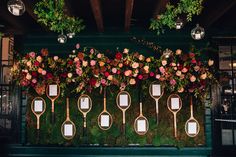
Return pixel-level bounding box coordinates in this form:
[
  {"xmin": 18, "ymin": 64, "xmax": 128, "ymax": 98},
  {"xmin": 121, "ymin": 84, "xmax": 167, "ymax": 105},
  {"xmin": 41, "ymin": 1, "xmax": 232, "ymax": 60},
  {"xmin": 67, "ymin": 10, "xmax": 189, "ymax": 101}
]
[
  {"xmin": 175, "ymin": 17, "xmax": 183, "ymax": 30},
  {"xmin": 7, "ymin": 0, "xmax": 25, "ymax": 16},
  {"xmin": 67, "ymin": 32, "xmax": 75, "ymax": 39},
  {"xmin": 191, "ymin": 24, "xmax": 205, "ymax": 40},
  {"xmin": 58, "ymin": 33, "xmax": 67, "ymax": 44}
]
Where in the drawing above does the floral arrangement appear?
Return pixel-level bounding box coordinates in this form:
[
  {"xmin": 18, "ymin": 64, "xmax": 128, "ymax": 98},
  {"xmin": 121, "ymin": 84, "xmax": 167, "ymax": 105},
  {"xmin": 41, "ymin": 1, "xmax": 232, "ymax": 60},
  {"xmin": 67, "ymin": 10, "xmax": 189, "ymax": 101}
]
[
  {"xmin": 11, "ymin": 44, "xmax": 216, "ymax": 100},
  {"xmin": 150, "ymin": 0, "xmax": 204, "ymax": 35}
]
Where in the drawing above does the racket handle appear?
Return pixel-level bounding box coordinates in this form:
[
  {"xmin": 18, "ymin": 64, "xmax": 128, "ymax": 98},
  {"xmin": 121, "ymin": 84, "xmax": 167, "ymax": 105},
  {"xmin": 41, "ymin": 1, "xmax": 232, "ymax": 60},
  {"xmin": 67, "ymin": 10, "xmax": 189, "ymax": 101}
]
[
  {"xmin": 51, "ymin": 112, "xmax": 55, "ymax": 124},
  {"xmin": 122, "ymin": 123, "xmax": 126, "ymax": 135},
  {"xmin": 36, "ymin": 129, "xmax": 40, "ymax": 144}
]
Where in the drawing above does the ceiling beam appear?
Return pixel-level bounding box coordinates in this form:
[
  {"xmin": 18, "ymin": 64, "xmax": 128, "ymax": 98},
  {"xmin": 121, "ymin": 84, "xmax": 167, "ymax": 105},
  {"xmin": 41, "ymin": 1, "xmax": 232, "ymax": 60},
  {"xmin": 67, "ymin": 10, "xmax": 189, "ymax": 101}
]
[
  {"xmin": 201, "ymin": 0, "xmax": 236, "ymax": 29},
  {"xmin": 124, "ymin": 0, "xmax": 134, "ymax": 32},
  {"xmin": 90, "ymin": 0, "xmax": 104, "ymax": 32},
  {"xmin": 153, "ymin": 0, "xmax": 169, "ymax": 18}
]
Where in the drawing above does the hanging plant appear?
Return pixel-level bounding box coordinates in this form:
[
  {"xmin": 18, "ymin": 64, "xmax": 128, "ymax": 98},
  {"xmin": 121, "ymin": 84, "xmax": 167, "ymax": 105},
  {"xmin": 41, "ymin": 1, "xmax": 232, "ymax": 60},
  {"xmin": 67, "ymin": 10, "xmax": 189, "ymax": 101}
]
[
  {"xmin": 34, "ymin": 0, "xmax": 85, "ymax": 34},
  {"xmin": 149, "ymin": 0, "xmax": 204, "ymax": 35}
]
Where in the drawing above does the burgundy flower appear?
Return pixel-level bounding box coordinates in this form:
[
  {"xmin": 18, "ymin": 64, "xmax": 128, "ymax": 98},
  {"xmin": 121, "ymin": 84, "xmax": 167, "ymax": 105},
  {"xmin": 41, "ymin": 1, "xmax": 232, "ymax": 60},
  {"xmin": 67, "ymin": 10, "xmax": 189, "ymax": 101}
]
[
  {"xmin": 189, "ymin": 52, "xmax": 195, "ymax": 58},
  {"xmin": 46, "ymin": 73, "xmax": 53, "ymax": 79},
  {"xmin": 89, "ymin": 78, "xmax": 97, "ymax": 86},
  {"xmin": 31, "ymin": 71, "xmax": 37, "ymax": 77},
  {"xmin": 150, "ymin": 72, "xmax": 155, "ymax": 77},
  {"xmin": 104, "ymin": 72, "xmax": 110, "ymax": 77},
  {"xmin": 138, "ymin": 75, "xmax": 143, "ymax": 80},
  {"xmin": 34, "ymin": 61, "xmax": 40, "ymax": 66},
  {"xmin": 117, "ymin": 70, "xmax": 121, "ymax": 75},
  {"xmin": 191, "ymin": 59, "xmax": 197, "ymax": 64},
  {"xmin": 68, "ymin": 60, "xmax": 73, "ymax": 65},
  {"xmin": 115, "ymin": 52, "xmax": 122, "ymax": 60},
  {"xmin": 60, "ymin": 73, "xmax": 67, "ymax": 78}
]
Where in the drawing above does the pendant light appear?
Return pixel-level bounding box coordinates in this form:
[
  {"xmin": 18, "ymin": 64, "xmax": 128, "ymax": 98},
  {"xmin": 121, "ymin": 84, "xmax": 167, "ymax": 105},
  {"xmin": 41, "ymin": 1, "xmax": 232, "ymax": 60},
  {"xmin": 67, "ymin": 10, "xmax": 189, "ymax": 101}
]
[
  {"xmin": 67, "ymin": 32, "xmax": 75, "ymax": 39},
  {"xmin": 175, "ymin": 17, "xmax": 183, "ymax": 30},
  {"xmin": 58, "ymin": 31, "xmax": 67, "ymax": 44},
  {"xmin": 7, "ymin": 0, "xmax": 25, "ymax": 16},
  {"xmin": 191, "ymin": 24, "xmax": 205, "ymax": 40}
]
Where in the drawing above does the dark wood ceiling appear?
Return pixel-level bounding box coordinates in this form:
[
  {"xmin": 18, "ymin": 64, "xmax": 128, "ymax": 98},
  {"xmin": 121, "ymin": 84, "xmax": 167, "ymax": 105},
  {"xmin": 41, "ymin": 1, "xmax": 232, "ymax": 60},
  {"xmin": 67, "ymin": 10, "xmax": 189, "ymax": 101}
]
[{"xmin": 0, "ymin": 0, "xmax": 236, "ymax": 35}]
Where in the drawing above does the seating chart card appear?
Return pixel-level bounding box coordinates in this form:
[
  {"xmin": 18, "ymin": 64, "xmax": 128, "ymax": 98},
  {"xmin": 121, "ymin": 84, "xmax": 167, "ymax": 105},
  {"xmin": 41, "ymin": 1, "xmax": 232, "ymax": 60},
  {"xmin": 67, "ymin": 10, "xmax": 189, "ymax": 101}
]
[
  {"xmin": 188, "ymin": 122, "xmax": 197, "ymax": 134},
  {"xmin": 80, "ymin": 98, "xmax": 89, "ymax": 109},
  {"xmin": 34, "ymin": 100, "xmax": 43, "ymax": 112},
  {"xmin": 119, "ymin": 94, "xmax": 128, "ymax": 107},
  {"xmin": 64, "ymin": 124, "xmax": 73, "ymax": 136},
  {"xmin": 49, "ymin": 85, "xmax": 58, "ymax": 96},
  {"xmin": 137, "ymin": 120, "xmax": 146, "ymax": 132},
  {"xmin": 101, "ymin": 115, "xmax": 109, "ymax": 127},
  {"xmin": 152, "ymin": 84, "xmax": 161, "ymax": 96},
  {"xmin": 171, "ymin": 98, "xmax": 180, "ymax": 110}
]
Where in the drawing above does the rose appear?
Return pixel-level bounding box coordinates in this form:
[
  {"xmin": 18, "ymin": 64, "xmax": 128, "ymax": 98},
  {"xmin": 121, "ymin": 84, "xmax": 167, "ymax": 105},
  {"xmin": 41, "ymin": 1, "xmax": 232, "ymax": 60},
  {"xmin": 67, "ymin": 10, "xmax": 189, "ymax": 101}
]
[
  {"xmin": 194, "ymin": 66, "xmax": 200, "ymax": 72},
  {"xmin": 123, "ymin": 48, "xmax": 129, "ymax": 54},
  {"xmin": 89, "ymin": 78, "xmax": 97, "ymax": 86},
  {"xmin": 112, "ymin": 68, "xmax": 117, "ymax": 74},
  {"xmin": 181, "ymin": 67, "xmax": 188, "ymax": 73},
  {"xmin": 132, "ymin": 62, "xmax": 139, "ymax": 69},
  {"xmin": 90, "ymin": 49, "xmax": 94, "ymax": 54},
  {"xmin": 68, "ymin": 60, "xmax": 73, "ymax": 65},
  {"xmin": 150, "ymin": 72, "xmax": 154, "ymax": 77},
  {"xmin": 46, "ymin": 73, "xmax": 53, "ymax": 79},
  {"xmin": 115, "ymin": 52, "xmax": 122, "ymax": 60},
  {"xmin": 107, "ymin": 75, "xmax": 113, "ymax": 81},
  {"xmin": 42, "ymin": 70, "xmax": 47, "ymax": 75},
  {"xmin": 67, "ymin": 73, "xmax": 73, "ymax": 78},
  {"xmin": 76, "ymin": 43, "xmax": 80, "ymax": 49},
  {"xmin": 101, "ymin": 79, "xmax": 106, "ymax": 85},
  {"xmin": 26, "ymin": 61, "xmax": 32, "ymax": 67},
  {"xmin": 178, "ymin": 87, "xmax": 184, "ymax": 93},
  {"xmin": 170, "ymin": 79, "xmax": 176, "ymax": 86},
  {"xmin": 156, "ymin": 74, "xmax": 161, "ymax": 79},
  {"xmin": 159, "ymin": 66, "xmax": 165, "ymax": 74},
  {"xmin": 146, "ymin": 57, "xmax": 151, "ymax": 63},
  {"xmin": 95, "ymin": 81, "xmax": 101, "ymax": 87},
  {"xmin": 170, "ymin": 63, "xmax": 176, "ymax": 67},
  {"xmin": 162, "ymin": 60, "xmax": 167, "ymax": 66},
  {"xmin": 29, "ymin": 52, "xmax": 36, "ymax": 58},
  {"xmin": 26, "ymin": 73, "xmax": 32, "ymax": 80},
  {"xmin": 54, "ymin": 56, "xmax": 59, "ymax": 61},
  {"xmin": 74, "ymin": 57, "xmax": 79, "ymax": 62},
  {"xmin": 104, "ymin": 72, "xmax": 110, "ymax": 77},
  {"xmin": 117, "ymin": 70, "xmax": 121, "ymax": 75},
  {"xmin": 129, "ymin": 78, "xmax": 136, "ymax": 85},
  {"xmin": 124, "ymin": 70, "xmax": 132, "ymax": 76},
  {"xmin": 143, "ymin": 66, "xmax": 149, "ymax": 73},
  {"xmin": 138, "ymin": 75, "xmax": 143, "ymax": 80},
  {"xmin": 189, "ymin": 52, "xmax": 195, "ymax": 58},
  {"xmin": 99, "ymin": 61, "xmax": 105, "ymax": 67},
  {"xmin": 176, "ymin": 49, "xmax": 182, "ymax": 55},
  {"xmin": 76, "ymin": 68, "xmax": 83, "ymax": 76},
  {"xmin": 118, "ymin": 63, "xmax": 123, "ymax": 68},
  {"xmin": 208, "ymin": 59, "xmax": 214, "ymax": 66},
  {"xmin": 36, "ymin": 56, "xmax": 43, "ymax": 63},
  {"xmin": 38, "ymin": 68, "xmax": 43, "ymax": 74},
  {"xmin": 90, "ymin": 60, "xmax": 96, "ymax": 66},
  {"xmin": 139, "ymin": 55, "xmax": 145, "ymax": 61},
  {"xmin": 180, "ymin": 74, "xmax": 185, "ymax": 79},
  {"xmin": 82, "ymin": 61, "xmax": 88, "ymax": 67},
  {"xmin": 34, "ymin": 61, "xmax": 40, "ymax": 66},
  {"xmin": 31, "ymin": 71, "xmax": 37, "ymax": 77},
  {"xmin": 191, "ymin": 59, "xmax": 197, "ymax": 64},
  {"xmin": 32, "ymin": 79, "xmax": 37, "ymax": 84},
  {"xmin": 176, "ymin": 70, "xmax": 181, "ymax": 76},
  {"xmin": 190, "ymin": 75, "xmax": 196, "ymax": 82},
  {"xmin": 97, "ymin": 53, "xmax": 102, "ymax": 58},
  {"xmin": 77, "ymin": 52, "xmax": 84, "ymax": 60},
  {"xmin": 200, "ymin": 73, "xmax": 207, "ymax": 79}
]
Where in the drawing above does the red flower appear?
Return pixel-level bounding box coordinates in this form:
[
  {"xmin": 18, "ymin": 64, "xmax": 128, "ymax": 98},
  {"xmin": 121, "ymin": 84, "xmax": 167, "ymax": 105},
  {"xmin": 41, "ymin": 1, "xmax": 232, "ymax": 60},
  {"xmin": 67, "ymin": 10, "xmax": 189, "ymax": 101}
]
[
  {"xmin": 150, "ymin": 72, "xmax": 154, "ymax": 77},
  {"xmin": 104, "ymin": 72, "xmax": 110, "ymax": 77},
  {"xmin": 117, "ymin": 70, "xmax": 121, "ymax": 75},
  {"xmin": 34, "ymin": 61, "xmax": 40, "ymax": 66},
  {"xmin": 60, "ymin": 73, "xmax": 67, "ymax": 78},
  {"xmin": 191, "ymin": 59, "xmax": 197, "ymax": 64},
  {"xmin": 89, "ymin": 78, "xmax": 97, "ymax": 86},
  {"xmin": 138, "ymin": 75, "xmax": 143, "ymax": 80},
  {"xmin": 189, "ymin": 52, "xmax": 195, "ymax": 58},
  {"xmin": 115, "ymin": 52, "xmax": 122, "ymax": 60},
  {"xmin": 31, "ymin": 71, "xmax": 37, "ymax": 77},
  {"xmin": 46, "ymin": 73, "xmax": 53, "ymax": 79},
  {"xmin": 68, "ymin": 60, "xmax": 73, "ymax": 65}
]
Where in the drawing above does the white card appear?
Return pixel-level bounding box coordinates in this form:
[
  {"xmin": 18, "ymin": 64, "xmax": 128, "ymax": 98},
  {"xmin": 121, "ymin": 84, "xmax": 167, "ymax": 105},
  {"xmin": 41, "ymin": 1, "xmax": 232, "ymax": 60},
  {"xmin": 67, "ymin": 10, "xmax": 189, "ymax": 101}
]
[
  {"xmin": 137, "ymin": 120, "xmax": 146, "ymax": 132},
  {"xmin": 152, "ymin": 84, "xmax": 161, "ymax": 96},
  {"xmin": 119, "ymin": 94, "xmax": 128, "ymax": 107},
  {"xmin": 171, "ymin": 98, "xmax": 180, "ymax": 110},
  {"xmin": 188, "ymin": 122, "xmax": 197, "ymax": 134},
  {"xmin": 80, "ymin": 97, "xmax": 89, "ymax": 109},
  {"xmin": 195, "ymin": 34, "xmax": 201, "ymax": 39},
  {"xmin": 49, "ymin": 85, "xmax": 58, "ymax": 96},
  {"xmin": 34, "ymin": 100, "xmax": 43, "ymax": 112},
  {"xmin": 64, "ymin": 124, "xmax": 73, "ymax": 136},
  {"xmin": 101, "ymin": 115, "xmax": 109, "ymax": 127}
]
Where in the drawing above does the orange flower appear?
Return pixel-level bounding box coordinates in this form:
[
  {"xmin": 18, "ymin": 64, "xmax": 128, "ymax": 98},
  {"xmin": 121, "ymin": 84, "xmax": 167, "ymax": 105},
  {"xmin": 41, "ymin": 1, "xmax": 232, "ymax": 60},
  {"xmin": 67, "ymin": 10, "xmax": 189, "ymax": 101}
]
[{"xmin": 77, "ymin": 52, "xmax": 84, "ymax": 60}]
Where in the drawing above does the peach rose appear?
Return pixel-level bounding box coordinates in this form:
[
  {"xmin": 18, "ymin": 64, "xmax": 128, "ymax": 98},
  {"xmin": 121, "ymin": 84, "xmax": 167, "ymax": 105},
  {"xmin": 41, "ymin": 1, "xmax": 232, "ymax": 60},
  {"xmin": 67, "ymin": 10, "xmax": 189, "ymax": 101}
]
[
  {"xmin": 26, "ymin": 73, "xmax": 32, "ymax": 80},
  {"xmin": 176, "ymin": 49, "xmax": 182, "ymax": 55},
  {"xmin": 190, "ymin": 75, "xmax": 196, "ymax": 82},
  {"xmin": 162, "ymin": 60, "xmax": 167, "ymax": 66},
  {"xmin": 67, "ymin": 73, "xmax": 73, "ymax": 78},
  {"xmin": 208, "ymin": 59, "xmax": 214, "ymax": 66},
  {"xmin": 146, "ymin": 57, "xmax": 151, "ymax": 63},
  {"xmin": 54, "ymin": 56, "xmax": 59, "ymax": 61},
  {"xmin": 36, "ymin": 56, "xmax": 43, "ymax": 63},
  {"xmin": 123, "ymin": 48, "xmax": 129, "ymax": 54},
  {"xmin": 200, "ymin": 73, "xmax": 207, "ymax": 79},
  {"xmin": 42, "ymin": 70, "xmax": 47, "ymax": 75},
  {"xmin": 129, "ymin": 78, "xmax": 136, "ymax": 85},
  {"xmin": 176, "ymin": 70, "xmax": 182, "ymax": 76},
  {"xmin": 132, "ymin": 62, "xmax": 139, "ymax": 69}
]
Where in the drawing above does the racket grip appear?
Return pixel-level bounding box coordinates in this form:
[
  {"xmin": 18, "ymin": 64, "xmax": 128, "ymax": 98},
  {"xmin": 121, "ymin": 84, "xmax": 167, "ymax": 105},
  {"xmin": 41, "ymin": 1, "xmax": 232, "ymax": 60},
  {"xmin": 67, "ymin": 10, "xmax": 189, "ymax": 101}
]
[
  {"xmin": 51, "ymin": 112, "xmax": 55, "ymax": 124},
  {"xmin": 122, "ymin": 123, "xmax": 126, "ymax": 135},
  {"xmin": 36, "ymin": 129, "xmax": 40, "ymax": 144}
]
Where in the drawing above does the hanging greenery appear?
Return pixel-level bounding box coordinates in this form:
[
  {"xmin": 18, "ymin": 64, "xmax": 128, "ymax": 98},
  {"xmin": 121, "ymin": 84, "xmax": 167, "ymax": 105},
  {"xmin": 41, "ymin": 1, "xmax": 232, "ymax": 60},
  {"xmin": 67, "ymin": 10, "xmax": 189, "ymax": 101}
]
[
  {"xmin": 34, "ymin": 0, "xmax": 85, "ymax": 34},
  {"xmin": 149, "ymin": 0, "xmax": 204, "ymax": 35}
]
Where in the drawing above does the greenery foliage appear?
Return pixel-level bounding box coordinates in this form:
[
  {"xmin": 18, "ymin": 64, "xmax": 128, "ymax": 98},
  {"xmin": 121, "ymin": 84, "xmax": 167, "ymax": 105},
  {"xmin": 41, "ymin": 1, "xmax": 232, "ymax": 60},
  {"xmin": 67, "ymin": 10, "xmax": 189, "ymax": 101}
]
[
  {"xmin": 149, "ymin": 0, "xmax": 204, "ymax": 35},
  {"xmin": 34, "ymin": 0, "xmax": 85, "ymax": 33}
]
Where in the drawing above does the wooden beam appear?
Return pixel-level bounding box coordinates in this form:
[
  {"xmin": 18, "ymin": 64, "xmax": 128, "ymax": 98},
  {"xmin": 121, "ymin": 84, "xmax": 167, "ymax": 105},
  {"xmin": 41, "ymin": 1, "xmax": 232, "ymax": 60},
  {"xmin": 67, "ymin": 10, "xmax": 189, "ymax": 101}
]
[
  {"xmin": 90, "ymin": 0, "xmax": 104, "ymax": 32},
  {"xmin": 124, "ymin": 0, "xmax": 134, "ymax": 32},
  {"xmin": 201, "ymin": 0, "xmax": 236, "ymax": 28},
  {"xmin": 153, "ymin": 0, "xmax": 169, "ymax": 18}
]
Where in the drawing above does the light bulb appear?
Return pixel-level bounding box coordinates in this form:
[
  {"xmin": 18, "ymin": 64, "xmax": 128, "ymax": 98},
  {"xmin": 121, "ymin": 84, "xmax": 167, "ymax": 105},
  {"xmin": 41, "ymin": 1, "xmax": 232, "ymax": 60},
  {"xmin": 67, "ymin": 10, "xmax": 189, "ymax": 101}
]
[
  {"xmin": 67, "ymin": 32, "xmax": 75, "ymax": 39},
  {"xmin": 191, "ymin": 24, "xmax": 205, "ymax": 40},
  {"xmin": 175, "ymin": 17, "xmax": 183, "ymax": 30},
  {"xmin": 7, "ymin": 0, "xmax": 25, "ymax": 16},
  {"xmin": 58, "ymin": 33, "xmax": 67, "ymax": 43}
]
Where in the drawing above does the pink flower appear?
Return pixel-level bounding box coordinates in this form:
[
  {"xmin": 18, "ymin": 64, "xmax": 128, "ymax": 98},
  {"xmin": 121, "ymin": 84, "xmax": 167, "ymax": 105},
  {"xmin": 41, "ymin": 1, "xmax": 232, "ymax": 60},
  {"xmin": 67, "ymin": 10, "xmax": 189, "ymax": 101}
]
[
  {"xmin": 138, "ymin": 75, "xmax": 143, "ymax": 80},
  {"xmin": 29, "ymin": 52, "xmax": 36, "ymax": 58},
  {"xmin": 76, "ymin": 43, "xmax": 80, "ymax": 49},
  {"xmin": 190, "ymin": 75, "xmax": 196, "ymax": 82},
  {"xmin": 162, "ymin": 60, "xmax": 167, "ymax": 66},
  {"xmin": 200, "ymin": 73, "xmax": 207, "ymax": 79},
  {"xmin": 112, "ymin": 68, "xmax": 117, "ymax": 74},
  {"xmin": 194, "ymin": 66, "xmax": 200, "ymax": 72},
  {"xmin": 54, "ymin": 56, "xmax": 59, "ymax": 61},
  {"xmin": 124, "ymin": 70, "xmax": 132, "ymax": 76},
  {"xmin": 97, "ymin": 53, "xmax": 102, "ymax": 58},
  {"xmin": 150, "ymin": 72, "xmax": 155, "ymax": 77},
  {"xmin": 189, "ymin": 52, "xmax": 195, "ymax": 58},
  {"xmin": 26, "ymin": 73, "xmax": 32, "ymax": 80},
  {"xmin": 107, "ymin": 75, "xmax": 113, "ymax": 80},
  {"xmin": 118, "ymin": 63, "xmax": 123, "ymax": 68},
  {"xmin": 208, "ymin": 59, "xmax": 214, "ymax": 66},
  {"xmin": 101, "ymin": 79, "xmax": 106, "ymax": 85},
  {"xmin": 42, "ymin": 70, "xmax": 47, "ymax": 75},
  {"xmin": 176, "ymin": 70, "xmax": 181, "ymax": 76},
  {"xmin": 143, "ymin": 66, "xmax": 149, "ymax": 73},
  {"xmin": 36, "ymin": 56, "xmax": 43, "ymax": 63},
  {"xmin": 76, "ymin": 68, "xmax": 83, "ymax": 76},
  {"xmin": 123, "ymin": 48, "xmax": 129, "ymax": 54},
  {"xmin": 156, "ymin": 74, "xmax": 161, "ymax": 79},
  {"xmin": 178, "ymin": 87, "xmax": 184, "ymax": 93},
  {"xmin": 90, "ymin": 60, "xmax": 96, "ymax": 66},
  {"xmin": 139, "ymin": 55, "xmax": 145, "ymax": 61},
  {"xmin": 32, "ymin": 79, "xmax": 37, "ymax": 84},
  {"xmin": 191, "ymin": 59, "xmax": 197, "ymax": 64},
  {"xmin": 181, "ymin": 67, "xmax": 188, "ymax": 73},
  {"xmin": 82, "ymin": 61, "xmax": 88, "ymax": 67},
  {"xmin": 104, "ymin": 72, "xmax": 110, "ymax": 77},
  {"xmin": 176, "ymin": 49, "xmax": 182, "ymax": 55},
  {"xmin": 159, "ymin": 66, "xmax": 165, "ymax": 74},
  {"xmin": 170, "ymin": 79, "xmax": 176, "ymax": 86},
  {"xmin": 132, "ymin": 62, "xmax": 139, "ymax": 69},
  {"xmin": 90, "ymin": 49, "xmax": 94, "ymax": 54}
]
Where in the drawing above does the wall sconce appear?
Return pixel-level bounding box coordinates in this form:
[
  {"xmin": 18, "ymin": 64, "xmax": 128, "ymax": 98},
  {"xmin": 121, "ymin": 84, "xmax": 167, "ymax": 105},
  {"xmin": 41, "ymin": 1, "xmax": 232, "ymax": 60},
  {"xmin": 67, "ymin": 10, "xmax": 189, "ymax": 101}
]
[
  {"xmin": 191, "ymin": 24, "xmax": 205, "ymax": 40},
  {"xmin": 7, "ymin": 0, "xmax": 25, "ymax": 16}
]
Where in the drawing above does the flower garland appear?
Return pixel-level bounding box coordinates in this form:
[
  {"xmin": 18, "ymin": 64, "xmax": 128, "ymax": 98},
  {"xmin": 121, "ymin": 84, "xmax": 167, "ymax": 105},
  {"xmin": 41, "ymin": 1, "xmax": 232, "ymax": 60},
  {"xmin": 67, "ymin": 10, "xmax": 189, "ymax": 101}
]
[
  {"xmin": 34, "ymin": 0, "xmax": 85, "ymax": 34},
  {"xmin": 150, "ymin": 0, "xmax": 204, "ymax": 35},
  {"xmin": 11, "ymin": 44, "xmax": 216, "ymax": 100}
]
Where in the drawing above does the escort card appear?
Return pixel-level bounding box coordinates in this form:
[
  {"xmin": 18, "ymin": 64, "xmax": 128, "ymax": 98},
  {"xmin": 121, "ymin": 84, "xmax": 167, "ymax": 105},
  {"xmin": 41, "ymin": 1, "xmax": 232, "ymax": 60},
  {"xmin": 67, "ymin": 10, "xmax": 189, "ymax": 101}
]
[
  {"xmin": 152, "ymin": 84, "xmax": 161, "ymax": 96},
  {"xmin": 188, "ymin": 122, "xmax": 197, "ymax": 134},
  {"xmin": 101, "ymin": 115, "xmax": 109, "ymax": 127},
  {"xmin": 34, "ymin": 100, "xmax": 43, "ymax": 112},
  {"xmin": 80, "ymin": 97, "xmax": 89, "ymax": 109},
  {"xmin": 64, "ymin": 124, "xmax": 73, "ymax": 136},
  {"xmin": 119, "ymin": 94, "xmax": 128, "ymax": 107},
  {"xmin": 137, "ymin": 119, "xmax": 146, "ymax": 132},
  {"xmin": 171, "ymin": 98, "xmax": 180, "ymax": 110},
  {"xmin": 49, "ymin": 85, "xmax": 58, "ymax": 96}
]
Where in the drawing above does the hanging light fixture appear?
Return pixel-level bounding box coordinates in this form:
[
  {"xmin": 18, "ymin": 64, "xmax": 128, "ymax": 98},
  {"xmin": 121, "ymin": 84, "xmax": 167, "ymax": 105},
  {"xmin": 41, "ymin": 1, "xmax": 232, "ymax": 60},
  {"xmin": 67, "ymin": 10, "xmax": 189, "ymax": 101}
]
[
  {"xmin": 67, "ymin": 32, "xmax": 75, "ymax": 39},
  {"xmin": 58, "ymin": 32, "xmax": 67, "ymax": 44},
  {"xmin": 175, "ymin": 17, "xmax": 184, "ymax": 30},
  {"xmin": 191, "ymin": 24, "xmax": 205, "ymax": 40},
  {"xmin": 7, "ymin": 0, "xmax": 25, "ymax": 16}
]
